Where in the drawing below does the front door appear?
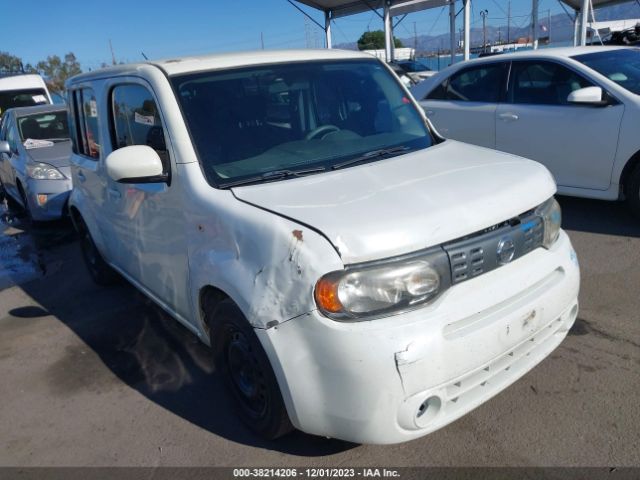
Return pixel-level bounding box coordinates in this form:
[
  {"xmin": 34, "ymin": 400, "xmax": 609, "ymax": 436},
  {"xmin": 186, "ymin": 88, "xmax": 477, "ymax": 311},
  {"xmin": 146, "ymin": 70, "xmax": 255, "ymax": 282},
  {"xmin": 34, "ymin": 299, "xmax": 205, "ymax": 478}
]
[
  {"xmin": 495, "ymin": 60, "xmax": 624, "ymax": 191},
  {"xmin": 419, "ymin": 62, "xmax": 508, "ymax": 148},
  {"xmin": 103, "ymin": 80, "xmax": 191, "ymax": 320}
]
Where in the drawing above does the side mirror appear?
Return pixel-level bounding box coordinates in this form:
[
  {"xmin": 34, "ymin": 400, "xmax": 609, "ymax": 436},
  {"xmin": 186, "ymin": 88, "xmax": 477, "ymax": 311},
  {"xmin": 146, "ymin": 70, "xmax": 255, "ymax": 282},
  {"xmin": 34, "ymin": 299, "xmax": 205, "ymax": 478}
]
[
  {"xmin": 567, "ymin": 86, "xmax": 606, "ymax": 105},
  {"xmin": 0, "ymin": 140, "xmax": 10, "ymax": 155},
  {"xmin": 105, "ymin": 145, "xmax": 168, "ymax": 184}
]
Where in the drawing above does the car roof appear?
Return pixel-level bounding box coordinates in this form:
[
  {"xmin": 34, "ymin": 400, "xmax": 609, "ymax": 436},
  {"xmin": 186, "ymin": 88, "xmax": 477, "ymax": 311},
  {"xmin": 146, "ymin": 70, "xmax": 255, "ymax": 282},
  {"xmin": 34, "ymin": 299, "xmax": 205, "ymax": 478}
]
[
  {"xmin": 8, "ymin": 104, "xmax": 67, "ymax": 117},
  {"xmin": 67, "ymin": 49, "xmax": 375, "ymax": 84},
  {"xmin": 409, "ymin": 46, "xmax": 631, "ymax": 99},
  {"xmin": 460, "ymin": 45, "xmax": 628, "ymax": 65}
]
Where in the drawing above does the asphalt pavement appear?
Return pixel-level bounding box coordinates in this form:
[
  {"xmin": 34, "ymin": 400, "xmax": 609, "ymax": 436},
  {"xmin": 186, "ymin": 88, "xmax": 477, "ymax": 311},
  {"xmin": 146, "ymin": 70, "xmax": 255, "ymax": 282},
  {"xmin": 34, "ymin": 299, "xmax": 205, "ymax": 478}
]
[{"xmin": 0, "ymin": 196, "xmax": 638, "ymax": 467}]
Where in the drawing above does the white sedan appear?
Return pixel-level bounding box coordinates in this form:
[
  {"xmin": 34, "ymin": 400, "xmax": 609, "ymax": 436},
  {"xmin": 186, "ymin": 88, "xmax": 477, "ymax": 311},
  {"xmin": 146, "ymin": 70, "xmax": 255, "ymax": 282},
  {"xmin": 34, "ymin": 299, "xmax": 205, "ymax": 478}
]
[{"xmin": 410, "ymin": 46, "xmax": 640, "ymax": 216}]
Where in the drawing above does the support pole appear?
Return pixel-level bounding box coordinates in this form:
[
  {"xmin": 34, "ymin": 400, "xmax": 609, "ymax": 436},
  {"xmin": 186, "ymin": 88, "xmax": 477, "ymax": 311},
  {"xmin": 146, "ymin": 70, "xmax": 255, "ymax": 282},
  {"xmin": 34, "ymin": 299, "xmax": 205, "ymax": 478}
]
[
  {"xmin": 532, "ymin": 0, "xmax": 539, "ymax": 49},
  {"xmin": 384, "ymin": 1, "xmax": 393, "ymax": 62},
  {"xmin": 573, "ymin": 10, "xmax": 580, "ymax": 46},
  {"xmin": 325, "ymin": 10, "xmax": 332, "ymax": 48},
  {"xmin": 449, "ymin": 0, "xmax": 456, "ymax": 64},
  {"xmin": 580, "ymin": 0, "xmax": 589, "ymax": 45},
  {"xmin": 463, "ymin": 0, "xmax": 470, "ymax": 60}
]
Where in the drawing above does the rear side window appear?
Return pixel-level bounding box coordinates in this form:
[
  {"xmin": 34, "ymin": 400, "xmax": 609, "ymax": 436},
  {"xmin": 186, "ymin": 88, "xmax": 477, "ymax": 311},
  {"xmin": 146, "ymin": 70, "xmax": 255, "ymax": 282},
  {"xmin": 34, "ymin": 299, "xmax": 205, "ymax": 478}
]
[
  {"xmin": 431, "ymin": 63, "xmax": 506, "ymax": 102},
  {"xmin": 70, "ymin": 88, "xmax": 101, "ymax": 159},
  {"xmin": 508, "ymin": 61, "xmax": 594, "ymax": 105},
  {"xmin": 110, "ymin": 84, "xmax": 169, "ymax": 170}
]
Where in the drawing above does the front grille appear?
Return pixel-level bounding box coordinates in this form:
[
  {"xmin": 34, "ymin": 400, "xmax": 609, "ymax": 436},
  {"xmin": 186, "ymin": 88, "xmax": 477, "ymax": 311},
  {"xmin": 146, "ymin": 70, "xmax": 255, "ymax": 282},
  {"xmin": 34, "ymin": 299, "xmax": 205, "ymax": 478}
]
[{"xmin": 444, "ymin": 212, "xmax": 544, "ymax": 285}]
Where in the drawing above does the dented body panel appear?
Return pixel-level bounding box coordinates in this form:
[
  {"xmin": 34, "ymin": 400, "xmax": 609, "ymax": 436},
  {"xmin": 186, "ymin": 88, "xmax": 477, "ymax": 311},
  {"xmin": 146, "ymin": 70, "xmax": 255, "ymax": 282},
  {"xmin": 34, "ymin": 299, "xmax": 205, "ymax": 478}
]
[
  {"xmin": 66, "ymin": 49, "xmax": 580, "ymax": 444},
  {"xmin": 259, "ymin": 231, "xmax": 579, "ymax": 444}
]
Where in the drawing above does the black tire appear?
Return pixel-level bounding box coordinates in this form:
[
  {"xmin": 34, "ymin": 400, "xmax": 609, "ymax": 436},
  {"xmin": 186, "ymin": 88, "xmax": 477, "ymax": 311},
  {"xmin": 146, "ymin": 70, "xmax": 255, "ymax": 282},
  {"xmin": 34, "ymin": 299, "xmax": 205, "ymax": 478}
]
[
  {"xmin": 2, "ymin": 188, "xmax": 22, "ymax": 213},
  {"xmin": 207, "ymin": 298, "xmax": 293, "ymax": 440},
  {"xmin": 625, "ymin": 163, "xmax": 640, "ymax": 219},
  {"xmin": 18, "ymin": 187, "xmax": 41, "ymax": 228},
  {"xmin": 77, "ymin": 217, "xmax": 120, "ymax": 285}
]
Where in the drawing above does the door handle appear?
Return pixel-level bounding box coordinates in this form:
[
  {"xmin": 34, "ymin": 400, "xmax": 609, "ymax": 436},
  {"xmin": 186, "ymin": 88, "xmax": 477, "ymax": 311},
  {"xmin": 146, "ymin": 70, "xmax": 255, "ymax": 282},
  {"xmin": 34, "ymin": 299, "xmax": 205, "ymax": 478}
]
[
  {"xmin": 498, "ymin": 113, "xmax": 519, "ymax": 122},
  {"xmin": 76, "ymin": 171, "xmax": 86, "ymax": 182},
  {"xmin": 107, "ymin": 188, "xmax": 121, "ymax": 199}
]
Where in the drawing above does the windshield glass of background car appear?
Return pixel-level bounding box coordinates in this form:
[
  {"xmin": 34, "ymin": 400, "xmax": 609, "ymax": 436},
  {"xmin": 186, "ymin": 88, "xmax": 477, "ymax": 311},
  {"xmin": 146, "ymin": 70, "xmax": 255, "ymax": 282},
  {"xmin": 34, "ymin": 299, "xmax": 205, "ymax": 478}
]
[
  {"xmin": 172, "ymin": 59, "xmax": 432, "ymax": 186},
  {"xmin": 17, "ymin": 110, "xmax": 69, "ymax": 142},
  {"xmin": 0, "ymin": 89, "xmax": 49, "ymax": 116},
  {"xmin": 573, "ymin": 49, "xmax": 640, "ymax": 95}
]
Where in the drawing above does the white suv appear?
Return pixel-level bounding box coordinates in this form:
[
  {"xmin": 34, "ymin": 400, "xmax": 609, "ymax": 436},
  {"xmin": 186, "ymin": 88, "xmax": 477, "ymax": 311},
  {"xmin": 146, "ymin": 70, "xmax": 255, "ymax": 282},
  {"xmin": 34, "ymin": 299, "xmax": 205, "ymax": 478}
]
[{"xmin": 66, "ymin": 49, "xmax": 579, "ymax": 444}]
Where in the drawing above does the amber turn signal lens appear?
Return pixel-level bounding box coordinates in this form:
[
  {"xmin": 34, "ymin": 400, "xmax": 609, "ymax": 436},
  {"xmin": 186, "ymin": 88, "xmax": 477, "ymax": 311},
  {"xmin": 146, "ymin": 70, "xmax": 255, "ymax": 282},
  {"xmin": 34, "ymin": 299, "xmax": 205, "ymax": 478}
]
[{"xmin": 314, "ymin": 277, "xmax": 343, "ymax": 313}]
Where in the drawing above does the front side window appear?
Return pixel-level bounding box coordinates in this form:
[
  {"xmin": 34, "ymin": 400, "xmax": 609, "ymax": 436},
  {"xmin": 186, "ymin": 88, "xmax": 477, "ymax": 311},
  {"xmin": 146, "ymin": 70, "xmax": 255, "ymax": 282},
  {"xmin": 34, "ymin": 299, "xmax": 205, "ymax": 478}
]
[
  {"xmin": 432, "ymin": 63, "xmax": 506, "ymax": 102},
  {"xmin": 572, "ymin": 48, "xmax": 640, "ymax": 95},
  {"xmin": 172, "ymin": 59, "xmax": 432, "ymax": 187},
  {"xmin": 71, "ymin": 88, "xmax": 101, "ymax": 159},
  {"xmin": 17, "ymin": 110, "xmax": 69, "ymax": 142},
  {"xmin": 6, "ymin": 122, "xmax": 18, "ymax": 152},
  {"xmin": 508, "ymin": 61, "xmax": 594, "ymax": 105},
  {"xmin": 110, "ymin": 84, "xmax": 169, "ymax": 168}
]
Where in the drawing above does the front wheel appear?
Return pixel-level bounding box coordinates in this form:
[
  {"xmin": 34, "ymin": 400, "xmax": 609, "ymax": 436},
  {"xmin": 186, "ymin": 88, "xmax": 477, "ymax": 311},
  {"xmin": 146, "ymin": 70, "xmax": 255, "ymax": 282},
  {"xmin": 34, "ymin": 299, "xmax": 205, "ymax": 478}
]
[
  {"xmin": 209, "ymin": 299, "xmax": 293, "ymax": 440},
  {"xmin": 625, "ymin": 164, "xmax": 640, "ymax": 219},
  {"xmin": 77, "ymin": 217, "xmax": 120, "ymax": 285}
]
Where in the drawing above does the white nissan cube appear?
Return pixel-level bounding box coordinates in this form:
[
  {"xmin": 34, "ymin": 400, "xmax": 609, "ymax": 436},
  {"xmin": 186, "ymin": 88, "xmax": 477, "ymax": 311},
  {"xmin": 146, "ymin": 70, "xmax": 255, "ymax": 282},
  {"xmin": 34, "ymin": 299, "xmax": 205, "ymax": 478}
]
[{"xmin": 66, "ymin": 49, "xmax": 580, "ymax": 444}]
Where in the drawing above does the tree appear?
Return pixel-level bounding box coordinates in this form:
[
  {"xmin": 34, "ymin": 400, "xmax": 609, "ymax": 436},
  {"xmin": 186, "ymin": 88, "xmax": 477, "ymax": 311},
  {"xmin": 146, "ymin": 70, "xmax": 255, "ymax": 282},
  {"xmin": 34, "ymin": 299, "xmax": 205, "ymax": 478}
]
[
  {"xmin": 0, "ymin": 51, "xmax": 24, "ymax": 73},
  {"xmin": 32, "ymin": 53, "xmax": 82, "ymax": 94},
  {"xmin": 357, "ymin": 30, "xmax": 404, "ymax": 50}
]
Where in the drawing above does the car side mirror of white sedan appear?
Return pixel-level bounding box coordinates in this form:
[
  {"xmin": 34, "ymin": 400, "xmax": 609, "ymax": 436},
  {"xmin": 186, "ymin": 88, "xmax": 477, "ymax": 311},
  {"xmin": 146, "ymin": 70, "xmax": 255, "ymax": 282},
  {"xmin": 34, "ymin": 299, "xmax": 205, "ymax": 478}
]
[
  {"xmin": 105, "ymin": 145, "xmax": 168, "ymax": 184},
  {"xmin": 567, "ymin": 86, "xmax": 606, "ymax": 105},
  {"xmin": 0, "ymin": 140, "xmax": 11, "ymax": 155}
]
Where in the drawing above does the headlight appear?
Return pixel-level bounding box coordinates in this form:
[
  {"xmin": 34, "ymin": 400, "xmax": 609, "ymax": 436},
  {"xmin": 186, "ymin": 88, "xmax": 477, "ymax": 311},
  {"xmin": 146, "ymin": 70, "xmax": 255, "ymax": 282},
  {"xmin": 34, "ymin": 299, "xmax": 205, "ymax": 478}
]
[
  {"xmin": 315, "ymin": 248, "xmax": 451, "ymax": 321},
  {"xmin": 26, "ymin": 162, "xmax": 65, "ymax": 180},
  {"xmin": 536, "ymin": 197, "xmax": 561, "ymax": 248}
]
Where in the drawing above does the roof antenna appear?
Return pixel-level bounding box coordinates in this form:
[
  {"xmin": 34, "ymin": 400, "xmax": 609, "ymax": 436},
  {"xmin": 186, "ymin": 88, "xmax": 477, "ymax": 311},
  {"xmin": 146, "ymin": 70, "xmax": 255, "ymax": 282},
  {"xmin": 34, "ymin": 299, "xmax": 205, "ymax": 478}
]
[
  {"xmin": 109, "ymin": 39, "xmax": 117, "ymax": 65},
  {"xmin": 141, "ymin": 52, "xmax": 149, "ymax": 60}
]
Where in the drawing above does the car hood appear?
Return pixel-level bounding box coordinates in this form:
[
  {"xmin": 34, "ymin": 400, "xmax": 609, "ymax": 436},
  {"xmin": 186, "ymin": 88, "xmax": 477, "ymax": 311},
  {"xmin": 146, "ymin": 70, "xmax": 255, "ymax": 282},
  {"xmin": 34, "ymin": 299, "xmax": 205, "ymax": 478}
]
[
  {"xmin": 25, "ymin": 141, "xmax": 72, "ymax": 168},
  {"xmin": 232, "ymin": 140, "xmax": 556, "ymax": 264}
]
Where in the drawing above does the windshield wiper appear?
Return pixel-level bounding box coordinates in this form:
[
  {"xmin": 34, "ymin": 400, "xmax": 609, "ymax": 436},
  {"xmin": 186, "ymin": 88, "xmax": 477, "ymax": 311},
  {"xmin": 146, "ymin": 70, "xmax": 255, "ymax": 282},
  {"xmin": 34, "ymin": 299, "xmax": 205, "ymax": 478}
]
[
  {"xmin": 331, "ymin": 146, "xmax": 411, "ymax": 170},
  {"xmin": 219, "ymin": 166, "xmax": 326, "ymax": 188}
]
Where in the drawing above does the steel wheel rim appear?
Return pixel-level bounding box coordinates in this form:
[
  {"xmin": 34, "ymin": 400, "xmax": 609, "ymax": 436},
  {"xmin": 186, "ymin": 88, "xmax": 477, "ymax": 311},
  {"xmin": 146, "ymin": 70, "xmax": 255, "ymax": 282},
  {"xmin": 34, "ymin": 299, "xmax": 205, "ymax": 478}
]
[{"xmin": 225, "ymin": 328, "xmax": 268, "ymax": 418}]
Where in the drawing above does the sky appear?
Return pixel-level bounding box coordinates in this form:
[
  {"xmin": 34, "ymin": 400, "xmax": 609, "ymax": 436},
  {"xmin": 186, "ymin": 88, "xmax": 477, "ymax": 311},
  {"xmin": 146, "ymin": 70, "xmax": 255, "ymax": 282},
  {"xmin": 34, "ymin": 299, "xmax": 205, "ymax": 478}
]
[{"xmin": 1, "ymin": 0, "xmax": 572, "ymax": 70}]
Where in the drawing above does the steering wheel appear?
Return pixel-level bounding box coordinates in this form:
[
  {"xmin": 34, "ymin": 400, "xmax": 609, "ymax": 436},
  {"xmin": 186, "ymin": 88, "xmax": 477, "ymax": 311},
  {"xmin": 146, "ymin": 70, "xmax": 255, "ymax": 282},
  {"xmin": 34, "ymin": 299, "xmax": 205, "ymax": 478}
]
[{"xmin": 305, "ymin": 125, "xmax": 340, "ymax": 140}]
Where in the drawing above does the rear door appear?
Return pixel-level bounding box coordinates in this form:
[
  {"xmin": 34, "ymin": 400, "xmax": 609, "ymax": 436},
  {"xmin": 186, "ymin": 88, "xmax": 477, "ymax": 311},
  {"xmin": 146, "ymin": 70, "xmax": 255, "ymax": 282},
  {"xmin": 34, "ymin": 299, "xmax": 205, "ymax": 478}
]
[
  {"xmin": 418, "ymin": 62, "xmax": 508, "ymax": 148},
  {"xmin": 495, "ymin": 60, "xmax": 624, "ymax": 190},
  {"xmin": 69, "ymin": 87, "xmax": 109, "ymax": 251}
]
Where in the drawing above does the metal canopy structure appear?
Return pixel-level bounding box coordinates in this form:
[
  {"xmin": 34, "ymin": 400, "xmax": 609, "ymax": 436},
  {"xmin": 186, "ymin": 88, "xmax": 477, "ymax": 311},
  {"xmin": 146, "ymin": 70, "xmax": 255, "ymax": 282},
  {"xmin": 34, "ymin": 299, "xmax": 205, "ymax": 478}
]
[
  {"xmin": 558, "ymin": 0, "xmax": 636, "ymax": 46},
  {"xmin": 293, "ymin": 0, "xmax": 471, "ymax": 64},
  {"xmin": 293, "ymin": 0, "xmax": 630, "ymax": 67}
]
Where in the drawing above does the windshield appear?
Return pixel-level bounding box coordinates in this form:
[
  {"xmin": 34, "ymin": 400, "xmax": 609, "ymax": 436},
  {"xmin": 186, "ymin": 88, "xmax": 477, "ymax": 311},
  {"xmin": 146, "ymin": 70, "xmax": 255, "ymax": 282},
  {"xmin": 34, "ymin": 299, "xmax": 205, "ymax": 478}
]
[
  {"xmin": 17, "ymin": 110, "xmax": 69, "ymax": 142},
  {"xmin": 0, "ymin": 88, "xmax": 49, "ymax": 116},
  {"xmin": 172, "ymin": 59, "xmax": 432, "ymax": 187},
  {"xmin": 572, "ymin": 48, "xmax": 640, "ymax": 95}
]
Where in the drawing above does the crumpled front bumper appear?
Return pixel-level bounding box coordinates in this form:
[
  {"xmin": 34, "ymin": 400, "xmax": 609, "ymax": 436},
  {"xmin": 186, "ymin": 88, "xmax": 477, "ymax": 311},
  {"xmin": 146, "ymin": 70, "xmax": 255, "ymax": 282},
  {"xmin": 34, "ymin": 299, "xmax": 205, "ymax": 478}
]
[{"xmin": 256, "ymin": 230, "xmax": 580, "ymax": 444}]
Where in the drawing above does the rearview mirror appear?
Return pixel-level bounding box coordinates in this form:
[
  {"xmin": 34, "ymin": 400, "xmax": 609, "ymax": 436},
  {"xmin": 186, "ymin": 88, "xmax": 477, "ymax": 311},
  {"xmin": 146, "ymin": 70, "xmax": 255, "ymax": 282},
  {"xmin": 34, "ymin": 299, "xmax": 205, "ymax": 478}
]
[
  {"xmin": 567, "ymin": 86, "xmax": 606, "ymax": 105},
  {"xmin": 0, "ymin": 140, "xmax": 10, "ymax": 155},
  {"xmin": 105, "ymin": 145, "xmax": 168, "ymax": 184}
]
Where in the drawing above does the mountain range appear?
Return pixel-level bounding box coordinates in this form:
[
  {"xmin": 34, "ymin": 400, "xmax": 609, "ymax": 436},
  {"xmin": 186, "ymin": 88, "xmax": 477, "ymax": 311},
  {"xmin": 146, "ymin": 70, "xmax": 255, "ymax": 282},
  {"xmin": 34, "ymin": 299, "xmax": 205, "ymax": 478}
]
[{"xmin": 335, "ymin": 1, "xmax": 640, "ymax": 52}]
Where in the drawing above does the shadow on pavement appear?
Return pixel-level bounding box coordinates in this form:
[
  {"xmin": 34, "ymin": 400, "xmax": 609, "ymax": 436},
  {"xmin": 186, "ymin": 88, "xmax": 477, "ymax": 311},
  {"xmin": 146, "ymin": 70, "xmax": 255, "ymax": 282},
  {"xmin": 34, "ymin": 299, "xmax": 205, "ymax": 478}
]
[
  {"xmin": 557, "ymin": 195, "xmax": 640, "ymax": 237},
  {"xmin": 7, "ymin": 221, "xmax": 356, "ymax": 457}
]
